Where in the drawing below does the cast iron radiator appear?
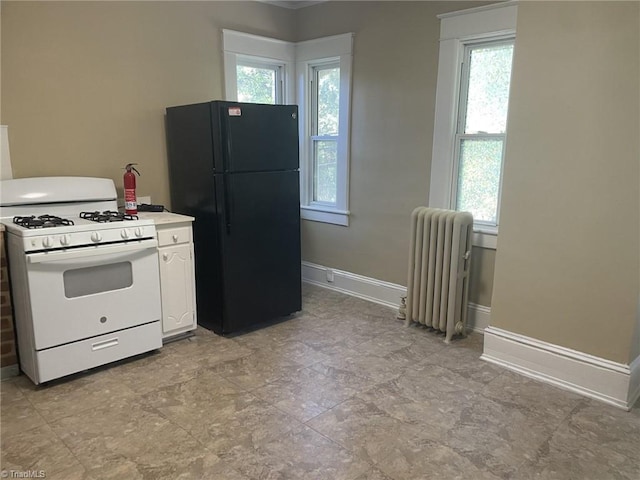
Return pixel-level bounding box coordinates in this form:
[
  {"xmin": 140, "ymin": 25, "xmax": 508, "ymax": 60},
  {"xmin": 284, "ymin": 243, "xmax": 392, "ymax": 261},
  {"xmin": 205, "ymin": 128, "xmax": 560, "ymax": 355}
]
[{"xmin": 405, "ymin": 207, "xmax": 473, "ymax": 343}]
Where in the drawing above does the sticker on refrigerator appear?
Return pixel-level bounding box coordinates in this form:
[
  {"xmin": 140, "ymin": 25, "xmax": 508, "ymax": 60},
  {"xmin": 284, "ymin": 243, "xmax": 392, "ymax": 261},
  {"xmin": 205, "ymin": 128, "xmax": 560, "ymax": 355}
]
[{"xmin": 228, "ymin": 107, "xmax": 242, "ymax": 117}]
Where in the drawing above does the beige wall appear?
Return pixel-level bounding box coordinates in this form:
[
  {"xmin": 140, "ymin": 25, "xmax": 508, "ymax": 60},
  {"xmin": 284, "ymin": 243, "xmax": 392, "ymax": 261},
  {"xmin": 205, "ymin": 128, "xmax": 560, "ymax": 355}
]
[
  {"xmin": 1, "ymin": 0, "xmax": 496, "ymax": 307},
  {"xmin": 296, "ymin": 1, "xmax": 495, "ymax": 305},
  {"xmin": 490, "ymin": 1, "xmax": 639, "ymax": 364},
  {"xmin": 1, "ymin": 1, "xmax": 295, "ymax": 205},
  {"xmin": 8, "ymin": 1, "xmax": 635, "ymax": 355}
]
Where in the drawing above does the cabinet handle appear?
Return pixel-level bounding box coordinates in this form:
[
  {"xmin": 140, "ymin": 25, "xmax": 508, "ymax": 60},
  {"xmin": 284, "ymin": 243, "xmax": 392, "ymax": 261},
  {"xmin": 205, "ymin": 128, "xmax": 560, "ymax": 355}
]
[
  {"xmin": 172, "ymin": 234, "xmax": 179, "ymax": 243},
  {"xmin": 163, "ymin": 253, "xmax": 169, "ymax": 261},
  {"xmin": 92, "ymin": 338, "xmax": 119, "ymax": 351}
]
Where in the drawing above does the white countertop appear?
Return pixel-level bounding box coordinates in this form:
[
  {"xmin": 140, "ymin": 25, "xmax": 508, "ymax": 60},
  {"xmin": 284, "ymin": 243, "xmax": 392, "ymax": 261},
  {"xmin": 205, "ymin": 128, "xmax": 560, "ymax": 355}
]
[{"xmin": 137, "ymin": 212, "xmax": 194, "ymax": 226}]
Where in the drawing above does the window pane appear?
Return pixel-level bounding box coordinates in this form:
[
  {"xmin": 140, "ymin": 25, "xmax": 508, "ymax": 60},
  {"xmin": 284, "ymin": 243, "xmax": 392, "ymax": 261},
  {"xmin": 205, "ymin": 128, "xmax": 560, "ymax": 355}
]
[
  {"xmin": 313, "ymin": 140, "xmax": 337, "ymax": 203},
  {"xmin": 464, "ymin": 43, "xmax": 514, "ymax": 134},
  {"xmin": 316, "ymin": 66, "xmax": 340, "ymax": 135},
  {"xmin": 237, "ymin": 65, "xmax": 276, "ymax": 104},
  {"xmin": 456, "ymin": 138, "xmax": 503, "ymax": 224}
]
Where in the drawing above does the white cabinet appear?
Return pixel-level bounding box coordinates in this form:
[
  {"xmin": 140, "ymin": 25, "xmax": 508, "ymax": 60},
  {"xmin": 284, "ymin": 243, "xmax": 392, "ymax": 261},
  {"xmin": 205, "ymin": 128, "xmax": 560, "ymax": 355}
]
[{"xmin": 139, "ymin": 213, "xmax": 197, "ymax": 340}]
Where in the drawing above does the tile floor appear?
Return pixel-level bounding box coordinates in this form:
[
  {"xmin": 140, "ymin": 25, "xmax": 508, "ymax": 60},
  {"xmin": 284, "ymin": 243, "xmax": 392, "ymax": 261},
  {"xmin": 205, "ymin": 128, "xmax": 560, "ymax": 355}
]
[{"xmin": 1, "ymin": 284, "xmax": 639, "ymax": 480}]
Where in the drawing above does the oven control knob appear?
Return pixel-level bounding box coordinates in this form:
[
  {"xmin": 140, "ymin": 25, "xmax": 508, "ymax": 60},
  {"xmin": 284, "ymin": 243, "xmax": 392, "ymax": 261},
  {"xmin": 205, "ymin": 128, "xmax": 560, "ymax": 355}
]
[
  {"xmin": 91, "ymin": 232, "xmax": 102, "ymax": 243},
  {"xmin": 134, "ymin": 227, "xmax": 143, "ymax": 238},
  {"xmin": 60, "ymin": 234, "xmax": 71, "ymax": 246},
  {"xmin": 43, "ymin": 236, "xmax": 54, "ymax": 248},
  {"xmin": 121, "ymin": 229, "xmax": 130, "ymax": 239}
]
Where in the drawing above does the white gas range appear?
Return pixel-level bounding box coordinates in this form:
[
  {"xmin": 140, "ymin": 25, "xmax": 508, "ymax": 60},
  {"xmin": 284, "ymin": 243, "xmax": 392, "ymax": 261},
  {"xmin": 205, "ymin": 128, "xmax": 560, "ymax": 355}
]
[{"xmin": 1, "ymin": 176, "xmax": 162, "ymax": 384}]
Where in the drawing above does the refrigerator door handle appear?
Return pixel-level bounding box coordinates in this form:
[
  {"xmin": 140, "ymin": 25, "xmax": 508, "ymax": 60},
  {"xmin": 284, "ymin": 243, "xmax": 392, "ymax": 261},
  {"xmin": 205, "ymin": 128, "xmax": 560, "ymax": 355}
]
[{"xmin": 223, "ymin": 176, "xmax": 232, "ymax": 234}]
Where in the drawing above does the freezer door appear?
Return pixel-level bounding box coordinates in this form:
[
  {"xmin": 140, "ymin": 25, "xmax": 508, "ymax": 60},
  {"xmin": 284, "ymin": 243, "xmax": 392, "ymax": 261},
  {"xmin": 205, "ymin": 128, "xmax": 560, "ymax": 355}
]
[
  {"xmin": 214, "ymin": 102, "xmax": 299, "ymax": 173},
  {"xmin": 219, "ymin": 170, "xmax": 301, "ymax": 333}
]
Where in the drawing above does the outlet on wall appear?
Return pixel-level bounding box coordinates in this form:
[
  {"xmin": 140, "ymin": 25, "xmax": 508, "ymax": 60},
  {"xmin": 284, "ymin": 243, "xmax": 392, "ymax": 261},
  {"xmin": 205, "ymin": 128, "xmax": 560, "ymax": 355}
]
[{"xmin": 326, "ymin": 269, "xmax": 334, "ymax": 283}]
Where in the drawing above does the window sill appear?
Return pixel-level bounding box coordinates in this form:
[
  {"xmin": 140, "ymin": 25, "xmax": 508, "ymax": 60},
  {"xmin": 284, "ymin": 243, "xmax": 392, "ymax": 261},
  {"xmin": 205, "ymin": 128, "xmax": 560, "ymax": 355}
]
[
  {"xmin": 473, "ymin": 227, "xmax": 497, "ymax": 249},
  {"xmin": 301, "ymin": 206, "xmax": 350, "ymax": 226}
]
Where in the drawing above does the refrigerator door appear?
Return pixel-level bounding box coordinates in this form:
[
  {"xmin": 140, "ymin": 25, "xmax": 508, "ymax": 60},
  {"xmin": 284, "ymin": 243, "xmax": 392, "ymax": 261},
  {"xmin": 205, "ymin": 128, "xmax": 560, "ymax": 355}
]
[
  {"xmin": 217, "ymin": 169, "xmax": 301, "ymax": 334},
  {"xmin": 189, "ymin": 196, "xmax": 226, "ymax": 334},
  {"xmin": 213, "ymin": 102, "xmax": 299, "ymax": 173}
]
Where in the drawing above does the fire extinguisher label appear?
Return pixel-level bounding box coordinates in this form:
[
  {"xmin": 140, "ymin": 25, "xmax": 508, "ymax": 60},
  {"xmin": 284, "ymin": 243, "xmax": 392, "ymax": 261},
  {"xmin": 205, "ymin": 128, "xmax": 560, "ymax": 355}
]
[{"xmin": 124, "ymin": 189, "xmax": 136, "ymax": 210}]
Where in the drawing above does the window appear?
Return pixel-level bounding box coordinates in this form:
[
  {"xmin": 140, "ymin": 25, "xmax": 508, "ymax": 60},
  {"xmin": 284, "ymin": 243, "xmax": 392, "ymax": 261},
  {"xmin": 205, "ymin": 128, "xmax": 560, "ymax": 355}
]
[
  {"xmin": 455, "ymin": 40, "xmax": 514, "ymax": 226},
  {"xmin": 236, "ymin": 59, "xmax": 283, "ymax": 104},
  {"xmin": 222, "ymin": 30, "xmax": 294, "ymax": 104},
  {"xmin": 311, "ymin": 62, "xmax": 340, "ymax": 204},
  {"xmin": 297, "ymin": 34, "xmax": 353, "ymax": 226},
  {"xmin": 429, "ymin": 2, "xmax": 518, "ymax": 249},
  {"xmin": 223, "ymin": 30, "xmax": 354, "ymax": 227}
]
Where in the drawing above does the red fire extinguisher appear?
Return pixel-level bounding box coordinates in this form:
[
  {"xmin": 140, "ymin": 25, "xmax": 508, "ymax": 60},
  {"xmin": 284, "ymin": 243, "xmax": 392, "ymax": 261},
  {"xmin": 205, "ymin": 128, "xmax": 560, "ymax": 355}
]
[{"xmin": 124, "ymin": 163, "xmax": 141, "ymax": 215}]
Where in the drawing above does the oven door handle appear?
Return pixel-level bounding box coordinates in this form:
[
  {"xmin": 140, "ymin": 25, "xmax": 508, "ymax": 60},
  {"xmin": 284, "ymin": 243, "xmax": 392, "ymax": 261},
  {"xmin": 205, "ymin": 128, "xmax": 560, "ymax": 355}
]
[{"xmin": 27, "ymin": 239, "xmax": 158, "ymax": 264}]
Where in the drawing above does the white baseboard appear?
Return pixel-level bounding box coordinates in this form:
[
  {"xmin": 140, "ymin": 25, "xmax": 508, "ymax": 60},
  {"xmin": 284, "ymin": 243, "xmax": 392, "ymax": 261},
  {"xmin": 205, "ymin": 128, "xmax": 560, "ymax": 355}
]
[
  {"xmin": 482, "ymin": 326, "xmax": 640, "ymax": 411},
  {"xmin": 302, "ymin": 261, "xmax": 405, "ymax": 310},
  {"xmin": 466, "ymin": 303, "xmax": 491, "ymax": 333},
  {"xmin": 627, "ymin": 354, "xmax": 640, "ymax": 409},
  {"xmin": 301, "ymin": 261, "xmax": 491, "ymax": 333}
]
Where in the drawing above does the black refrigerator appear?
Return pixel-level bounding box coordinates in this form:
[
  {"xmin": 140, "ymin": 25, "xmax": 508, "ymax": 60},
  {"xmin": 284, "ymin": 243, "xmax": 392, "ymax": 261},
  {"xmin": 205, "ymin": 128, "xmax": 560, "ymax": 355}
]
[{"xmin": 165, "ymin": 101, "xmax": 302, "ymax": 335}]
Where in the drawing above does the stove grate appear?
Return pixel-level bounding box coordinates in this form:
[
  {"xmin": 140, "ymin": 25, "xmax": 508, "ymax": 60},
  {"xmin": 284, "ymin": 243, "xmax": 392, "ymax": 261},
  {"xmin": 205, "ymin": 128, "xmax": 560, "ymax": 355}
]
[
  {"xmin": 79, "ymin": 210, "xmax": 139, "ymax": 223},
  {"xmin": 13, "ymin": 215, "xmax": 75, "ymax": 229}
]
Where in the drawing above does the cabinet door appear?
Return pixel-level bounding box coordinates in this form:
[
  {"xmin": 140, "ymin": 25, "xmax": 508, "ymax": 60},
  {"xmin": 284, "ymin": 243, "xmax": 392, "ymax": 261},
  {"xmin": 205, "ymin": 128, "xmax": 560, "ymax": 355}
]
[{"xmin": 159, "ymin": 243, "xmax": 195, "ymax": 336}]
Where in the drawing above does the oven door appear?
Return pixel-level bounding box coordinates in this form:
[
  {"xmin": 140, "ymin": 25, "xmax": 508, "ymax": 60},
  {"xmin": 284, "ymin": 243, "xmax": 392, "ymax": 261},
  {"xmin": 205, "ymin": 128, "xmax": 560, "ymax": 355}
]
[{"xmin": 25, "ymin": 240, "xmax": 161, "ymax": 350}]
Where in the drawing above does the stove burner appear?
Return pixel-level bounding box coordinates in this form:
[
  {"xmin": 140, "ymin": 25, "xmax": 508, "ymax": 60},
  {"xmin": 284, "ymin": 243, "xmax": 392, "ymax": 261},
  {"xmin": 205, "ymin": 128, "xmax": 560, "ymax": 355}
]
[
  {"xmin": 13, "ymin": 215, "xmax": 75, "ymax": 229},
  {"xmin": 79, "ymin": 210, "xmax": 139, "ymax": 223}
]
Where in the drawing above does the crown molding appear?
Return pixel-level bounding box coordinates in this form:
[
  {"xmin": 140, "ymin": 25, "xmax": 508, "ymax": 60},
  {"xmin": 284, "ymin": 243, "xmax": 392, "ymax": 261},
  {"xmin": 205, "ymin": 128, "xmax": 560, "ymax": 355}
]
[{"xmin": 258, "ymin": 0, "xmax": 327, "ymax": 9}]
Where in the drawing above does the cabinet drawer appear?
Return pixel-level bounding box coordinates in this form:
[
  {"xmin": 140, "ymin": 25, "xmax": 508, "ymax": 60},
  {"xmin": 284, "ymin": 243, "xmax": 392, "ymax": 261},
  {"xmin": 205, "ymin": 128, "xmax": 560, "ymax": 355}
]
[
  {"xmin": 36, "ymin": 321, "xmax": 162, "ymax": 384},
  {"xmin": 157, "ymin": 226, "xmax": 192, "ymax": 247}
]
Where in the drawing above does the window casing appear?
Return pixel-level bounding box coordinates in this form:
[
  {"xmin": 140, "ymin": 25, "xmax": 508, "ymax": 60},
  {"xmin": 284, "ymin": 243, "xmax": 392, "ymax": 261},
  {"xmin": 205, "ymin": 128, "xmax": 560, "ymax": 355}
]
[
  {"xmin": 222, "ymin": 29, "xmax": 294, "ymax": 104},
  {"xmin": 429, "ymin": 2, "xmax": 518, "ymax": 249},
  {"xmin": 297, "ymin": 34, "xmax": 353, "ymax": 226}
]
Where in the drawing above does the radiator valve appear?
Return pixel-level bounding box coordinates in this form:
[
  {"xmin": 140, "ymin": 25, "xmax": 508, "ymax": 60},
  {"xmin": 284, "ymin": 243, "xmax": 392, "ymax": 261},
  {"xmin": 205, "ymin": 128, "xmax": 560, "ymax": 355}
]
[{"xmin": 397, "ymin": 296, "xmax": 407, "ymax": 321}]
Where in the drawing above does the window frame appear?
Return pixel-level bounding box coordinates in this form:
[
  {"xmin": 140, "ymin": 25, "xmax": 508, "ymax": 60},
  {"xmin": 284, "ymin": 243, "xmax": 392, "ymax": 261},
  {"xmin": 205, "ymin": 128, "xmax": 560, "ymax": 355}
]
[
  {"xmin": 452, "ymin": 37, "xmax": 514, "ymax": 230},
  {"xmin": 429, "ymin": 2, "xmax": 518, "ymax": 249},
  {"xmin": 310, "ymin": 60, "xmax": 340, "ymax": 206}
]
